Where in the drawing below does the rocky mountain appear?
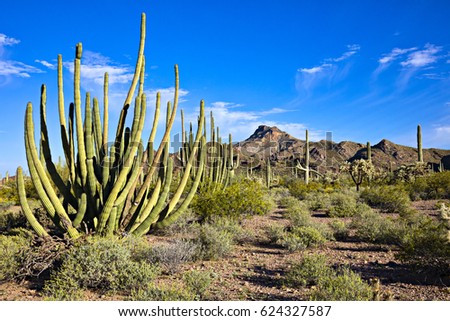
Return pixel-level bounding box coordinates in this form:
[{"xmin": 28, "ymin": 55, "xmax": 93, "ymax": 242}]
[{"xmin": 235, "ymin": 125, "xmax": 450, "ymax": 173}]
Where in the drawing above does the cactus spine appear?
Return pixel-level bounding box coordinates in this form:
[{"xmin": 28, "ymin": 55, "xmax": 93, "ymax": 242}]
[{"xmin": 17, "ymin": 13, "xmax": 210, "ymax": 238}]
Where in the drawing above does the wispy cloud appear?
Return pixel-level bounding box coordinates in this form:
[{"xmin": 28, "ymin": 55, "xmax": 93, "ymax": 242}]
[
  {"xmin": 328, "ymin": 44, "xmax": 361, "ymax": 62},
  {"xmin": 0, "ymin": 60, "xmax": 42, "ymax": 78},
  {"xmin": 0, "ymin": 33, "xmax": 43, "ymax": 82},
  {"xmin": 400, "ymin": 44, "xmax": 442, "ymax": 68},
  {"xmin": 378, "ymin": 47, "xmax": 417, "ymax": 65},
  {"xmin": 296, "ymin": 45, "xmax": 360, "ymax": 93},
  {"xmin": 35, "ymin": 59, "xmax": 55, "ymax": 69}
]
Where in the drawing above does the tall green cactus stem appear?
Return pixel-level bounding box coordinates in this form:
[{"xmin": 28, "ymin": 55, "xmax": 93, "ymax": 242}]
[
  {"xmin": 367, "ymin": 142, "xmax": 371, "ymax": 162},
  {"xmin": 296, "ymin": 129, "xmax": 322, "ymax": 183},
  {"xmin": 17, "ymin": 13, "xmax": 214, "ymax": 238},
  {"xmin": 16, "ymin": 167, "xmax": 49, "ymax": 237},
  {"xmin": 417, "ymin": 124, "xmax": 423, "ymax": 163}
]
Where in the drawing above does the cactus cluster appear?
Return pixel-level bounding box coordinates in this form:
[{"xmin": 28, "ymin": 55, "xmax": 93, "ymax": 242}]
[{"xmin": 16, "ymin": 13, "xmax": 212, "ymax": 238}]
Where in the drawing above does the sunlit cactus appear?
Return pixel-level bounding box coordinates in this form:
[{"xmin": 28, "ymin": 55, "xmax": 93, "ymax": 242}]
[{"xmin": 17, "ymin": 13, "xmax": 207, "ymax": 238}]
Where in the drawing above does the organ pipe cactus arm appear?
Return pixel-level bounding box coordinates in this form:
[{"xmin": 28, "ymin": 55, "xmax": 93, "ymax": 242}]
[{"xmin": 16, "ymin": 167, "xmax": 49, "ymax": 238}]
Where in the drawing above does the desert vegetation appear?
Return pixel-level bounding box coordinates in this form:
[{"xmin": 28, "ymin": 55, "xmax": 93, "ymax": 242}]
[{"xmin": 0, "ymin": 13, "xmax": 449, "ymax": 301}]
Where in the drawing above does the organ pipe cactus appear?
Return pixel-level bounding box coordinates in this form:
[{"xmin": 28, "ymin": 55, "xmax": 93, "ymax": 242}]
[{"xmin": 17, "ymin": 13, "xmax": 207, "ymax": 238}]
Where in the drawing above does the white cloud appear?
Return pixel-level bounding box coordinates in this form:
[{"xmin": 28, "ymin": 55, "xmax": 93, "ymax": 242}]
[
  {"xmin": 299, "ymin": 63, "xmax": 332, "ymax": 74},
  {"xmin": 0, "ymin": 33, "xmax": 43, "ymax": 81},
  {"xmin": 35, "ymin": 59, "xmax": 55, "ymax": 69},
  {"xmin": 0, "ymin": 60, "xmax": 42, "ymax": 78},
  {"xmin": 430, "ymin": 125, "xmax": 450, "ymax": 147},
  {"xmin": 378, "ymin": 47, "xmax": 417, "ymax": 65},
  {"xmin": 0, "ymin": 34, "xmax": 20, "ymax": 47},
  {"xmin": 400, "ymin": 44, "xmax": 442, "ymax": 68},
  {"xmin": 331, "ymin": 44, "xmax": 361, "ymax": 62},
  {"xmin": 64, "ymin": 50, "xmax": 134, "ymax": 87},
  {"xmin": 296, "ymin": 45, "xmax": 359, "ymax": 93}
]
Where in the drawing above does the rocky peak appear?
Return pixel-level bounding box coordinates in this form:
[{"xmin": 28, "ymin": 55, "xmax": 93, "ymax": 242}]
[{"xmin": 245, "ymin": 125, "xmax": 295, "ymax": 142}]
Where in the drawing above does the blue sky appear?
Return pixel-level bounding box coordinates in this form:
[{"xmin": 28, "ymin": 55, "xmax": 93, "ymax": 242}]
[{"xmin": 1, "ymin": 0, "xmax": 450, "ymax": 174}]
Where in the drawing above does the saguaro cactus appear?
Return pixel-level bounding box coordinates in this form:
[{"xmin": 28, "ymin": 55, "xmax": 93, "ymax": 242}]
[
  {"xmin": 17, "ymin": 13, "xmax": 207, "ymax": 238},
  {"xmin": 417, "ymin": 124, "xmax": 423, "ymax": 163}
]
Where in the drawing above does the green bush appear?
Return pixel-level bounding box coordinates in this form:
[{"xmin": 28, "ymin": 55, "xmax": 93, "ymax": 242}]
[
  {"xmin": 196, "ymin": 223, "xmax": 235, "ymax": 260},
  {"xmin": 182, "ymin": 270, "xmax": 215, "ymax": 300},
  {"xmin": 191, "ymin": 179, "xmax": 274, "ymax": 220},
  {"xmin": 44, "ymin": 237, "xmax": 160, "ymax": 299},
  {"xmin": 303, "ymin": 191, "xmax": 332, "ymax": 211},
  {"xmin": 351, "ymin": 209, "xmax": 403, "ymax": 245},
  {"xmin": 287, "ymin": 181, "xmax": 325, "ymax": 200},
  {"xmin": 285, "ymin": 254, "xmax": 332, "ymax": 287},
  {"xmin": 280, "ymin": 226, "xmax": 327, "ymax": 252},
  {"xmin": 309, "ymin": 267, "xmax": 374, "ymax": 301},
  {"xmin": 0, "ymin": 234, "xmax": 32, "ymax": 281},
  {"xmin": 398, "ymin": 216, "xmax": 450, "ymax": 269},
  {"xmin": 130, "ymin": 283, "xmax": 195, "ymax": 301},
  {"xmin": 360, "ymin": 185, "xmax": 412, "ymax": 215},
  {"xmin": 408, "ymin": 171, "xmax": 450, "ymax": 200},
  {"xmin": 328, "ymin": 220, "xmax": 350, "ymax": 241},
  {"xmin": 266, "ymin": 224, "xmax": 286, "ymax": 244},
  {"xmin": 269, "ymin": 187, "xmax": 292, "ymax": 204},
  {"xmin": 328, "ymin": 191, "xmax": 364, "ymax": 218}
]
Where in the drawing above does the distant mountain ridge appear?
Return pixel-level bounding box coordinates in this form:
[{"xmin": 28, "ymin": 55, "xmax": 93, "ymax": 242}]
[{"xmin": 235, "ymin": 125, "xmax": 450, "ymax": 172}]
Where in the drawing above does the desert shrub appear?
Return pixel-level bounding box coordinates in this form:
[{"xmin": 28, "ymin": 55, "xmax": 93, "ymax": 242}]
[
  {"xmin": 130, "ymin": 283, "xmax": 195, "ymax": 301},
  {"xmin": 146, "ymin": 239, "xmax": 199, "ymax": 273},
  {"xmin": 44, "ymin": 237, "xmax": 160, "ymax": 298},
  {"xmin": 309, "ymin": 267, "xmax": 374, "ymax": 301},
  {"xmin": 269, "ymin": 187, "xmax": 292, "ymax": 204},
  {"xmin": 155, "ymin": 208, "xmax": 199, "ymax": 236},
  {"xmin": 285, "ymin": 254, "xmax": 332, "ymax": 287},
  {"xmin": 328, "ymin": 191, "xmax": 364, "ymax": 218},
  {"xmin": 280, "ymin": 226, "xmax": 327, "ymax": 252},
  {"xmin": 408, "ymin": 171, "xmax": 450, "ymax": 200},
  {"xmin": 14, "ymin": 237, "xmax": 71, "ymax": 281},
  {"xmin": 328, "ymin": 220, "xmax": 350, "ymax": 241},
  {"xmin": 397, "ymin": 215, "xmax": 450, "ymax": 269},
  {"xmin": 284, "ymin": 203, "xmax": 312, "ymax": 227},
  {"xmin": 191, "ymin": 179, "xmax": 274, "ymax": 220},
  {"xmin": 0, "ymin": 178, "xmax": 38, "ymax": 204},
  {"xmin": 0, "ymin": 181, "xmax": 19, "ymax": 204},
  {"xmin": 266, "ymin": 224, "xmax": 286, "ymax": 244},
  {"xmin": 287, "ymin": 181, "xmax": 324, "ymax": 200},
  {"xmin": 303, "ymin": 191, "xmax": 332, "ymax": 211},
  {"xmin": 279, "ymin": 195, "xmax": 303, "ymax": 209},
  {"xmin": 351, "ymin": 209, "xmax": 403, "ymax": 244},
  {"xmin": 360, "ymin": 185, "xmax": 412, "ymax": 215},
  {"xmin": 0, "ymin": 234, "xmax": 32, "ymax": 281},
  {"xmin": 0, "ymin": 210, "xmax": 27, "ymax": 231},
  {"xmin": 182, "ymin": 270, "xmax": 215, "ymax": 300},
  {"xmin": 196, "ymin": 223, "xmax": 235, "ymax": 260}
]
